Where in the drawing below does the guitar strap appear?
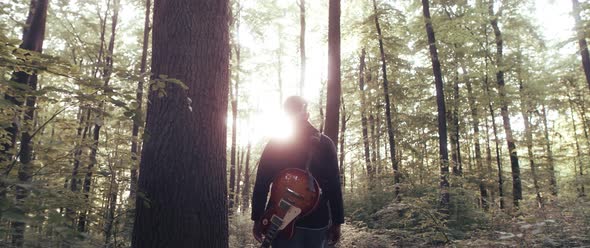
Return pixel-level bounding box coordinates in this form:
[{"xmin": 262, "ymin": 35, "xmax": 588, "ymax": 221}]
[{"xmin": 304, "ymin": 131, "xmax": 321, "ymax": 193}]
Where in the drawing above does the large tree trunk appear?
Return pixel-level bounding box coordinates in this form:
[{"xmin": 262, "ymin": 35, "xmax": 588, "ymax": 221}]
[
  {"xmin": 0, "ymin": 0, "xmax": 48, "ymax": 166},
  {"xmin": 79, "ymin": 0, "xmax": 120, "ymax": 232},
  {"xmin": 324, "ymin": 0, "xmax": 341, "ymax": 148},
  {"xmin": 373, "ymin": 0, "xmax": 400, "ymax": 198},
  {"xmin": 8, "ymin": 0, "xmax": 49, "ymax": 246},
  {"xmin": 131, "ymin": 0, "xmax": 230, "ymax": 246},
  {"xmin": 298, "ymin": 0, "xmax": 306, "ymax": 95},
  {"xmin": 358, "ymin": 49, "xmax": 373, "ymax": 182},
  {"xmin": 541, "ymin": 104, "xmax": 558, "ymax": 197},
  {"xmin": 129, "ymin": 0, "xmax": 151, "ymax": 212},
  {"xmin": 489, "ymin": 1, "xmax": 522, "ymax": 208},
  {"xmin": 572, "ymin": 0, "xmax": 590, "ymax": 90},
  {"xmin": 422, "ymin": 0, "xmax": 450, "ymax": 211}
]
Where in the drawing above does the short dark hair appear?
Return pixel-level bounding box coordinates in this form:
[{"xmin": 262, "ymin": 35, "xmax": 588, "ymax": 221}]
[{"xmin": 283, "ymin": 96, "xmax": 308, "ymax": 115}]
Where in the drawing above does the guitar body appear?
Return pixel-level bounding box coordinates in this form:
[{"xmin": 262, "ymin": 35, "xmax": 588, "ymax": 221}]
[{"xmin": 258, "ymin": 168, "xmax": 321, "ymax": 247}]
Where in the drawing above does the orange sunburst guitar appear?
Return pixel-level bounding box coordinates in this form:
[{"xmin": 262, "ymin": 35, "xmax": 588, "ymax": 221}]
[{"xmin": 258, "ymin": 168, "xmax": 321, "ymax": 248}]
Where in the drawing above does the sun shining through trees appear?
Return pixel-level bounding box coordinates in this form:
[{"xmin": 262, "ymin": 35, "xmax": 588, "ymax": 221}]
[{"xmin": 2, "ymin": 0, "xmax": 590, "ymax": 247}]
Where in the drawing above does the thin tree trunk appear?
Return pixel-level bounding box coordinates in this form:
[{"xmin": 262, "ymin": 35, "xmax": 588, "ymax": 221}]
[
  {"xmin": 450, "ymin": 73, "xmax": 462, "ymax": 176},
  {"xmin": 241, "ymin": 141, "xmax": 252, "ymax": 210},
  {"xmin": 466, "ymin": 75, "xmax": 488, "ymax": 211},
  {"xmin": 489, "ymin": 1, "xmax": 522, "ymax": 208},
  {"xmin": 229, "ymin": 7, "xmax": 241, "ymax": 212},
  {"xmin": 129, "ymin": 0, "xmax": 151, "ymax": 210},
  {"xmin": 9, "ymin": 0, "xmax": 49, "ymax": 246},
  {"xmin": 373, "ymin": 0, "xmax": 400, "ymax": 198},
  {"xmin": 369, "ymin": 113, "xmax": 378, "ymax": 181},
  {"xmin": 298, "ymin": 0, "xmax": 306, "ymax": 95},
  {"xmin": 358, "ymin": 49, "xmax": 373, "ymax": 182},
  {"xmin": 422, "ymin": 0, "xmax": 449, "ymax": 211},
  {"xmin": 319, "ymin": 81, "xmax": 325, "ymax": 132},
  {"xmin": 339, "ymin": 99, "xmax": 348, "ymax": 188},
  {"xmin": 324, "ymin": 0, "xmax": 341, "ymax": 148},
  {"xmin": 79, "ymin": 0, "xmax": 120, "ymax": 232},
  {"xmin": 229, "ymin": 86, "xmax": 237, "ymax": 213},
  {"xmin": 541, "ymin": 104, "xmax": 558, "ymax": 197},
  {"xmin": 568, "ymin": 96, "xmax": 586, "ymax": 197},
  {"xmin": 131, "ymin": 0, "xmax": 230, "ymax": 246},
  {"xmin": 277, "ymin": 24, "xmax": 284, "ymax": 105},
  {"xmin": 104, "ymin": 144, "xmax": 119, "ymax": 248},
  {"xmin": 572, "ymin": 0, "xmax": 590, "ymax": 90},
  {"xmin": 518, "ymin": 77, "xmax": 543, "ymax": 208}
]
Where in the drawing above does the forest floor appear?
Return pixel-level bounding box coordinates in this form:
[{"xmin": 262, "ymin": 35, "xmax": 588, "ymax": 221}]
[{"xmin": 230, "ymin": 199, "xmax": 590, "ymax": 248}]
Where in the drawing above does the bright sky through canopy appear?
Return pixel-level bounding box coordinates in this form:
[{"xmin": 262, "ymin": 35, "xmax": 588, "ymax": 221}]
[{"xmin": 116, "ymin": 0, "xmax": 580, "ymax": 145}]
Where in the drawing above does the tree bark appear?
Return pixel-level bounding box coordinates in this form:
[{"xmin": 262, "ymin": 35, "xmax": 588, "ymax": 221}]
[
  {"xmin": 324, "ymin": 0, "xmax": 341, "ymax": 148},
  {"xmin": 422, "ymin": 0, "xmax": 450, "ymax": 211},
  {"xmin": 373, "ymin": 0, "xmax": 400, "ymax": 198},
  {"xmin": 131, "ymin": 0, "xmax": 230, "ymax": 246},
  {"xmin": 489, "ymin": 1, "xmax": 522, "ymax": 208},
  {"xmin": 298, "ymin": 0, "xmax": 306, "ymax": 95},
  {"xmin": 0, "ymin": 0, "xmax": 48, "ymax": 166},
  {"xmin": 572, "ymin": 0, "xmax": 590, "ymax": 91}
]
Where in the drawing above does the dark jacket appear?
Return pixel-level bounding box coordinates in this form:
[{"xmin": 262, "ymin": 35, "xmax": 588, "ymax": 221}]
[{"xmin": 251, "ymin": 122, "xmax": 345, "ymax": 228}]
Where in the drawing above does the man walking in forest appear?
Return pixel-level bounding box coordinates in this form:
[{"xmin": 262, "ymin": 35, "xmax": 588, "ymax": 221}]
[{"xmin": 251, "ymin": 96, "xmax": 344, "ymax": 247}]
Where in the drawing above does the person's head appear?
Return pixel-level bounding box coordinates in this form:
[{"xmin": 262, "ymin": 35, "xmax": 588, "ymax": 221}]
[{"xmin": 283, "ymin": 96, "xmax": 310, "ymax": 124}]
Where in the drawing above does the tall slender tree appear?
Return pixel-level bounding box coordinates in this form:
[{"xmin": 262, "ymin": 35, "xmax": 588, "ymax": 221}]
[
  {"xmin": 241, "ymin": 139, "xmax": 252, "ymax": 210},
  {"xmin": 9, "ymin": 0, "xmax": 50, "ymax": 246},
  {"xmin": 298, "ymin": 0, "xmax": 306, "ymax": 95},
  {"xmin": 372, "ymin": 0, "xmax": 399, "ymax": 197},
  {"xmin": 541, "ymin": 104, "xmax": 558, "ymax": 196},
  {"xmin": 131, "ymin": 0, "xmax": 230, "ymax": 246},
  {"xmin": 571, "ymin": 0, "xmax": 590, "ymax": 90},
  {"xmin": 421, "ymin": 0, "xmax": 450, "ymax": 211},
  {"xmin": 129, "ymin": 0, "xmax": 151, "ymax": 210},
  {"xmin": 358, "ymin": 49, "xmax": 373, "ymax": 182},
  {"xmin": 339, "ymin": 99, "xmax": 349, "ymax": 188},
  {"xmin": 465, "ymin": 68, "xmax": 488, "ymax": 210},
  {"xmin": 79, "ymin": 0, "xmax": 120, "ymax": 232},
  {"xmin": 489, "ymin": 0, "xmax": 522, "ymax": 208},
  {"xmin": 518, "ymin": 73, "xmax": 543, "ymax": 208},
  {"xmin": 324, "ymin": 0, "xmax": 341, "ymax": 147}
]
